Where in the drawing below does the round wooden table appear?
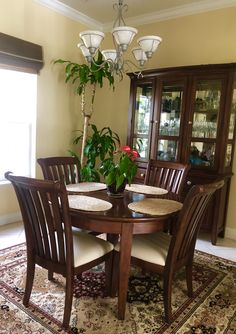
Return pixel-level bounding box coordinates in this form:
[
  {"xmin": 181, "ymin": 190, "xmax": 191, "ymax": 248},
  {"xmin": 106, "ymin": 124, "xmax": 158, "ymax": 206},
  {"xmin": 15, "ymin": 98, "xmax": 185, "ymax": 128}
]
[{"xmin": 69, "ymin": 189, "xmax": 180, "ymax": 320}]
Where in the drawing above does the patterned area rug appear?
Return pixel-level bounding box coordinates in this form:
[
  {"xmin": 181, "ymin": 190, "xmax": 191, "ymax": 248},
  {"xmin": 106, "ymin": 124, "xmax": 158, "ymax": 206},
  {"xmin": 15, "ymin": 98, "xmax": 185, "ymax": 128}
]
[{"xmin": 0, "ymin": 243, "xmax": 236, "ymax": 334}]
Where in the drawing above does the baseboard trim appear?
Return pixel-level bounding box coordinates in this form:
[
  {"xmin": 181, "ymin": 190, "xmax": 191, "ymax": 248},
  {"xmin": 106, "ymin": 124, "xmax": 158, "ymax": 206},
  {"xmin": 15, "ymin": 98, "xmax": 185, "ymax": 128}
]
[
  {"xmin": 0, "ymin": 212, "xmax": 22, "ymax": 226},
  {"xmin": 225, "ymin": 227, "xmax": 236, "ymax": 241}
]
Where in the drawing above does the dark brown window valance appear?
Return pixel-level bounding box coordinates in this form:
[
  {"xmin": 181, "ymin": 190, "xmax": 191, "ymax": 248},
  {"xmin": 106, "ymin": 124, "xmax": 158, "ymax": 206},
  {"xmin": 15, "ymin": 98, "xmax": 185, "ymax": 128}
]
[{"xmin": 0, "ymin": 32, "xmax": 44, "ymax": 73}]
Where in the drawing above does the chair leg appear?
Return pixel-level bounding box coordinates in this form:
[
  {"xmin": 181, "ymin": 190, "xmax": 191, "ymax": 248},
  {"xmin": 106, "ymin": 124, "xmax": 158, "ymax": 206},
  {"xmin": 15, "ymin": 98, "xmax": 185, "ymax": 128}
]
[
  {"xmin": 23, "ymin": 257, "xmax": 35, "ymax": 307},
  {"xmin": 62, "ymin": 275, "xmax": 74, "ymax": 329},
  {"xmin": 186, "ymin": 263, "xmax": 193, "ymax": 297},
  {"xmin": 111, "ymin": 251, "xmax": 119, "ymax": 298},
  {"xmin": 163, "ymin": 275, "xmax": 173, "ymax": 323},
  {"xmin": 104, "ymin": 252, "xmax": 113, "ymax": 297}
]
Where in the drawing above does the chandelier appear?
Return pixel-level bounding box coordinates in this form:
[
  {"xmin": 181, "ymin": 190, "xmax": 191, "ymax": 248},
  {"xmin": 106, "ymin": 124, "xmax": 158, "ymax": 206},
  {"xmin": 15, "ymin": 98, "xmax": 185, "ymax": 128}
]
[{"xmin": 77, "ymin": 0, "xmax": 162, "ymax": 77}]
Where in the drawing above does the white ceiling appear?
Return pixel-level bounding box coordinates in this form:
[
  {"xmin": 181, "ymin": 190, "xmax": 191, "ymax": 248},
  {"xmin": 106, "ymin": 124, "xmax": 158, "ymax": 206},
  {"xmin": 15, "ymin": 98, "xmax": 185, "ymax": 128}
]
[
  {"xmin": 35, "ymin": 0, "xmax": 236, "ymax": 30},
  {"xmin": 57, "ymin": 0, "xmax": 206, "ymax": 21}
]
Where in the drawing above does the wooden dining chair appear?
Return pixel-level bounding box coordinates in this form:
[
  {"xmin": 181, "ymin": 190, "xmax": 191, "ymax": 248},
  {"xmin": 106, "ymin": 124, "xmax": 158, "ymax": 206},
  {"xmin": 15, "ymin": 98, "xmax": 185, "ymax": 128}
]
[
  {"xmin": 144, "ymin": 160, "xmax": 190, "ymax": 196},
  {"xmin": 5, "ymin": 172, "xmax": 114, "ymax": 329},
  {"xmin": 111, "ymin": 179, "xmax": 224, "ymax": 323},
  {"xmin": 37, "ymin": 156, "xmax": 81, "ymax": 185}
]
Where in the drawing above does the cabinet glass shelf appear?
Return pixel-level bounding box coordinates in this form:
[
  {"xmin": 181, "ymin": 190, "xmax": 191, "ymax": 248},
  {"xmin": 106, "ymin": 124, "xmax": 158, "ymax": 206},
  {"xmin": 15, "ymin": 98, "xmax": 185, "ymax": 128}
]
[
  {"xmin": 133, "ymin": 82, "xmax": 153, "ymax": 159},
  {"xmin": 192, "ymin": 80, "xmax": 221, "ymax": 142}
]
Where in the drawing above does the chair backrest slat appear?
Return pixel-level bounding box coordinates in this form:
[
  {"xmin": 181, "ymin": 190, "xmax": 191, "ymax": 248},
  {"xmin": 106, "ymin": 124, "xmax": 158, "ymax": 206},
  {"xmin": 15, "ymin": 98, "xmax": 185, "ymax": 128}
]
[
  {"xmin": 37, "ymin": 156, "xmax": 81, "ymax": 185},
  {"xmin": 52, "ymin": 193, "xmax": 67, "ymax": 264},
  {"xmin": 22, "ymin": 187, "xmax": 46, "ymax": 257},
  {"xmin": 167, "ymin": 180, "xmax": 224, "ymax": 268},
  {"xmin": 144, "ymin": 160, "xmax": 190, "ymax": 195},
  {"xmin": 5, "ymin": 172, "xmax": 73, "ymax": 267},
  {"xmin": 31, "ymin": 190, "xmax": 51, "ymax": 258}
]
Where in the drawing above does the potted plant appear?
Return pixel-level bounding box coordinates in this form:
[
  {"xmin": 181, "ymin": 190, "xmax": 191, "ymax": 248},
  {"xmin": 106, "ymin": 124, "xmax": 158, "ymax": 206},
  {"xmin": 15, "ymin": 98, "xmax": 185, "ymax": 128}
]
[
  {"xmin": 71, "ymin": 123, "xmax": 121, "ymax": 182},
  {"xmin": 100, "ymin": 145, "xmax": 139, "ymax": 196},
  {"xmin": 71, "ymin": 124, "xmax": 139, "ymax": 193}
]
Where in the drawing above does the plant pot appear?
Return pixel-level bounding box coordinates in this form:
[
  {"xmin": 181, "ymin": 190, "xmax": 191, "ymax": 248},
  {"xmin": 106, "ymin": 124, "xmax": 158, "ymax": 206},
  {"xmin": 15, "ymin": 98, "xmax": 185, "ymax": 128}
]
[{"xmin": 107, "ymin": 181, "xmax": 127, "ymax": 198}]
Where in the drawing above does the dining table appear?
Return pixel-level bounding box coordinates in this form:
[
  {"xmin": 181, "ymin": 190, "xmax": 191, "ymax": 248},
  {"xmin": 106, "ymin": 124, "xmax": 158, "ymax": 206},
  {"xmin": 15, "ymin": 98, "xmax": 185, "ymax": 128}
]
[{"xmin": 68, "ymin": 185, "xmax": 181, "ymax": 320}]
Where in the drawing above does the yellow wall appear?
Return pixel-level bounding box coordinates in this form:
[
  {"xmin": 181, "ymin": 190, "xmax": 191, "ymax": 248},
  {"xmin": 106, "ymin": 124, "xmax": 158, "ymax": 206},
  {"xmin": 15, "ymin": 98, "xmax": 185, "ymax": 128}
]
[
  {"xmin": 0, "ymin": 0, "xmax": 86, "ymax": 214},
  {"xmin": 0, "ymin": 1, "xmax": 235, "ymax": 232}
]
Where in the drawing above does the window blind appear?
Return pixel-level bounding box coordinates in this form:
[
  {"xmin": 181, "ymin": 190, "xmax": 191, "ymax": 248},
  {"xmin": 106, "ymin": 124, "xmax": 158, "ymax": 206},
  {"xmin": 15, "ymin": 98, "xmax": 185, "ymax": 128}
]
[{"xmin": 0, "ymin": 32, "xmax": 44, "ymax": 73}]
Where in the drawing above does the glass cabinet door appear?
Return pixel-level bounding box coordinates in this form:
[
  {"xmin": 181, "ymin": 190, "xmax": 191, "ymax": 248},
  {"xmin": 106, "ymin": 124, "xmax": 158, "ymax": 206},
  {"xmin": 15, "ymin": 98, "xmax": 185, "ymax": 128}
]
[
  {"xmin": 132, "ymin": 82, "xmax": 153, "ymax": 160},
  {"xmin": 190, "ymin": 79, "xmax": 221, "ymax": 167},
  {"xmin": 156, "ymin": 82, "xmax": 184, "ymax": 161}
]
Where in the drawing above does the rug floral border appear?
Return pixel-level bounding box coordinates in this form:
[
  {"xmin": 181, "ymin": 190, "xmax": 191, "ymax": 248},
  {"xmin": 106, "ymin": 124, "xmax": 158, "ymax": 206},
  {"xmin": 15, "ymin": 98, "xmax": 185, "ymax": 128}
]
[{"xmin": 0, "ymin": 243, "xmax": 235, "ymax": 334}]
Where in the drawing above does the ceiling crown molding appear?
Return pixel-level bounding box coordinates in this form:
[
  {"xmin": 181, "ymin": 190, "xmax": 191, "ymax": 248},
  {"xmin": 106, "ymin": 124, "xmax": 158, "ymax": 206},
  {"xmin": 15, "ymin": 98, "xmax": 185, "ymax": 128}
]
[
  {"xmin": 34, "ymin": 0, "xmax": 102, "ymax": 30},
  {"xmin": 115, "ymin": 0, "xmax": 236, "ymax": 29},
  {"xmin": 35, "ymin": 0, "xmax": 236, "ymax": 32}
]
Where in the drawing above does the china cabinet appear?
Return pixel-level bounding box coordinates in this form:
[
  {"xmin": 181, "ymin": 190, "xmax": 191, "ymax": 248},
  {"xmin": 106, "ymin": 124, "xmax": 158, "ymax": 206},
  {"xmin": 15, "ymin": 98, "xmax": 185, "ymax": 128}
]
[{"xmin": 127, "ymin": 63, "xmax": 236, "ymax": 244}]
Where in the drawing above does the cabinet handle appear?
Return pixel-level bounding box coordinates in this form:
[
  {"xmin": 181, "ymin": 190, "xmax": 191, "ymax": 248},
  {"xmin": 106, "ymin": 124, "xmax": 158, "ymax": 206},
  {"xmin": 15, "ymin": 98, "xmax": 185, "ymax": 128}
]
[
  {"xmin": 187, "ymin": 180, "xmax": 192, "ymax": 185},
  {"xmin": 188, "ymin": 121, "xmax": 192, "ymax": 125},
  {"xmin": 140, "ymin": 173, "xmax": 145, "ymax": 178}
]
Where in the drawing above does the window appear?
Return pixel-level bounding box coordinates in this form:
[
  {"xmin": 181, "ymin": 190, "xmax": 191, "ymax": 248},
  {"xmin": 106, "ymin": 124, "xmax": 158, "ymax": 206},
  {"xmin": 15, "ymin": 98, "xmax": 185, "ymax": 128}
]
[{"xmin": 0, "ymin": 68, "xmax": 37, "ymax": 181}]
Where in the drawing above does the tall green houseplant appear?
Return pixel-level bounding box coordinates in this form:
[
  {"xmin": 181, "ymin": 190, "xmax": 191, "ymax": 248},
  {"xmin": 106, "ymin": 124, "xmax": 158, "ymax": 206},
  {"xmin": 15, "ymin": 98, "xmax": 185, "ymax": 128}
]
[
  {"xmin": 73, "ymin": 123, "xmax": 120, "ymax": 182},
  {"xmin": 54, "ymin": 51, "xmax": 115, "ymax": 166}
]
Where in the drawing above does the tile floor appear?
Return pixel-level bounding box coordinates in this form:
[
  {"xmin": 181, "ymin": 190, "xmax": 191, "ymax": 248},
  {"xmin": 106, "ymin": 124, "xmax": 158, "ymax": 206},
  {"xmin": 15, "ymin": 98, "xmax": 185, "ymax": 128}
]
[
  {"xmin": 196, "ymin": 232, "xmax": 236, "ymax": 261},
  {"xmin": 0, "ymin": 221, "xmax": 26, "ymax": 249},
  {"xmin": 0, "ymin": 221, "xmax": 236, "ymax": 262}
]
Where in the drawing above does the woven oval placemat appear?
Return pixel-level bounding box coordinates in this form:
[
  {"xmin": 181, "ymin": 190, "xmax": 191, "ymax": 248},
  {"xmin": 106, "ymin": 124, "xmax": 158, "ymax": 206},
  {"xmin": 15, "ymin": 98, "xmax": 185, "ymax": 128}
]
[
  {"xmin": 66, "ymin": 182, "xmax": 107, "ymax": 193},
  {"xmin": 68, "ymin": 195, "xmax": 112, "ymax": 211},
  {"xmin": 125, "ymin": 184, "xmax": 168, "ymax": 195},
  {"xmin": 128, "ymin": 198, "xmax": 183, "ymax": 215}
]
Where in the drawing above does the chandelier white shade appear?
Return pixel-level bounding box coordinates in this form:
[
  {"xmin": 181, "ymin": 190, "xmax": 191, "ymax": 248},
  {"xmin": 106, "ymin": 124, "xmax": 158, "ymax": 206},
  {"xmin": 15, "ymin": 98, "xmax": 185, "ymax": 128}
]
[
  {"xmin": 112, "ymin": 26, "xmax": 137, "ymax": 51},
  {"xmin": 77, "ymin": 43, "xmax": 91, "ymax": 58},
  {"xmin": 77, "ymin": 1, "xmax": 162, "ymax": 75},
  {"xmin": 101, "ymin": 49, "xmax": 118, "ymax": 62},
  {"xmin": 79, "ymin": 30, "xmax": 105, "ymax": 55},
  {"xmin": 137, "ymin": 35, "xmax": 162, "ymax": 58},
  {"xmin": 132, "ymin": 47, "xmax": 147, "ymax": 67}
]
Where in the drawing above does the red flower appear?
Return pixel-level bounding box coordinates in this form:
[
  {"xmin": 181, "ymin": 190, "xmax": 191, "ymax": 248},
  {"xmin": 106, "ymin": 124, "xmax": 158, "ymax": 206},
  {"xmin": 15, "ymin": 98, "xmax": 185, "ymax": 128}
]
[
  {"xmin": 130, "ymin": 150, "xmax": 139, "ymax": 160},
  {"xmin": 121, "ymin": 145, "xmax": 131, "ymax": 153},
  {"xmin": 120, "ymin": 146, "xmax": 139, "ymax": 160}
]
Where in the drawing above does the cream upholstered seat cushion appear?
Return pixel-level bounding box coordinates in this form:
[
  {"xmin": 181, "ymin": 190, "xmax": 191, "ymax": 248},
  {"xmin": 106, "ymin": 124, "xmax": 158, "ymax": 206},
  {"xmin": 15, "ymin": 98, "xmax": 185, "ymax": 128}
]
[
  {"xmin": 114, "ymin": 232, "xmax": 171, "ymax": 266},
  {"xmin": 73, "ymin": 232, "xmax": 113, "ymax": 267}
]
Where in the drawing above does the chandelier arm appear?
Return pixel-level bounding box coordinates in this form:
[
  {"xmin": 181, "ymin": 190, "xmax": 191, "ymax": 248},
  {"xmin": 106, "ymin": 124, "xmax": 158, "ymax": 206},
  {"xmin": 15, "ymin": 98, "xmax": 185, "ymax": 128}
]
[
  {"xmin": 89, "ymin": 57, "xmax": 113, "ymax": 72},
  {"xmin": 123, "ymin": 59, "xmax": 143, "ymax": 78}
]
